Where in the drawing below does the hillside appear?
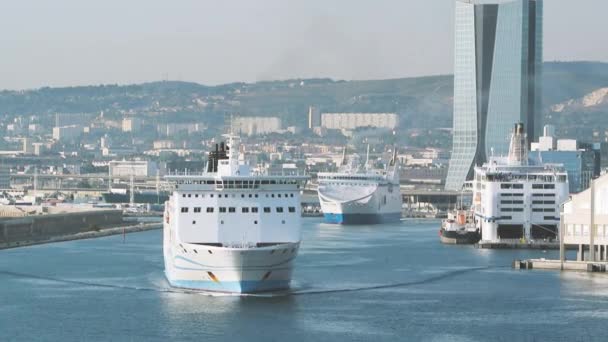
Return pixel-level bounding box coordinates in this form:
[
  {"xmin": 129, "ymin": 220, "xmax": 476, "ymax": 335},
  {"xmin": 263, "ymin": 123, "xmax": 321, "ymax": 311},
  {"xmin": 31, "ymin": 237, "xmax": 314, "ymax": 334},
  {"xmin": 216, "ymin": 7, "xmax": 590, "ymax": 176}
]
[{"xmin": 1, "ymin": 61, "xmax": 607, "ymax": 132}]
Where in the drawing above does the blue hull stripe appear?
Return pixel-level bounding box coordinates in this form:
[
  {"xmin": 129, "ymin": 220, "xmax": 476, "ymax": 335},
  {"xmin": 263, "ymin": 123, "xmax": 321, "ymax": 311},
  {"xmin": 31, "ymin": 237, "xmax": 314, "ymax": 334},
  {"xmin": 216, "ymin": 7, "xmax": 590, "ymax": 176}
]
[
  {"xmin": 323, "ymin": 212, "xmax": 401, "ymax": 225},
  {"xmin": 168, "ymin": 278, "xmax": 290, "ymax": 293}
]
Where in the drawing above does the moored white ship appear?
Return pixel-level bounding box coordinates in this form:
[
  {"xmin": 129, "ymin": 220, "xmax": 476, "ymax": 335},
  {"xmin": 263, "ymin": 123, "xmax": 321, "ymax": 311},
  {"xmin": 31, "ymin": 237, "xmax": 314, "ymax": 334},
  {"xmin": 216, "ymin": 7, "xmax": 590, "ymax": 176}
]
[
  {"xmin": 473, "ymin": 123, "xmax": 569, "ymax": 245},
  {"xmin": 163, "ymin": 135, "xmax": 308, "ymax": 293},
  {"xmin": 317, "ymin": 148, "xmax": 402, "ymax": 224}
]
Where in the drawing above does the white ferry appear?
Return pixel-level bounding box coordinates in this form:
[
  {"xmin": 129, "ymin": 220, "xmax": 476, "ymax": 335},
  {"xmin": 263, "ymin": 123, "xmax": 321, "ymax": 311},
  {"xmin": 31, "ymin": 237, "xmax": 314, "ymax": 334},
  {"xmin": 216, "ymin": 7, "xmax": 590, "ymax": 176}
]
[
  {"xmin": 473, "ymin": 123, "xmax": 569, "ymax": 244},
  {"xmin": 317, "ymin": 148, "xmax": 402, "ymax": 224},
  {"xmin": 163, "ymin": 135, "xmax": 308, "ymax": 293}
]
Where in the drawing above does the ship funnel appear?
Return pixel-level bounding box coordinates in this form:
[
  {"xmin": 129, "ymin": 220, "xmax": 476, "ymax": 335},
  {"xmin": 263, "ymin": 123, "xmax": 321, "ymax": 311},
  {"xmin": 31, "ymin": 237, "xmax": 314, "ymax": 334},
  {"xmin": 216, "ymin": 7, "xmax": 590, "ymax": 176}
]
[{"xmin": 508, "ymin": 122, "xmax": 528, "ymax": 166}]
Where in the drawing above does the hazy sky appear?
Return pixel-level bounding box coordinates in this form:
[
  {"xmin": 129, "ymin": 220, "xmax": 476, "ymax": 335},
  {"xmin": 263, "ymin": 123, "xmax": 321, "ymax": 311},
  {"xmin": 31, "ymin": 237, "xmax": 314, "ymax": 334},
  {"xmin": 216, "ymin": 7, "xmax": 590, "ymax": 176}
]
[{"xmin": 1, "ymin": 0, "xmax": 607, "ymax": 90}]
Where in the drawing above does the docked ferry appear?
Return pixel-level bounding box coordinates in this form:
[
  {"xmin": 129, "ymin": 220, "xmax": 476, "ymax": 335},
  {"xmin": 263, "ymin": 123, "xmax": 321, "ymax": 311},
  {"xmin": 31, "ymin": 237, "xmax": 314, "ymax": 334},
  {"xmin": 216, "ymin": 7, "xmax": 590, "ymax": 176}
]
[
  {"xmin": 163, "ymin": 135, "xmax": 308, "ymax": 293},
  {"xmin": 473, "ymin": 123, "xmax": 569, "ymax": 244},
  {"xmin": 317, "ymin": 148, "xmax": 402, "ymax": 224}
]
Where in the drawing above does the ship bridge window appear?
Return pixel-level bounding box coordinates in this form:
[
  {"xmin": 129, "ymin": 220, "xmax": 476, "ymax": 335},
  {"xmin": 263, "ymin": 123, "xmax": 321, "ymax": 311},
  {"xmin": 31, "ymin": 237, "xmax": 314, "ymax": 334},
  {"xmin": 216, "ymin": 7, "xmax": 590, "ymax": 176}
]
[
  {"xmin": 181, "ymin": 207, "xmax": 188, "ymax": 213},
  {"xmin": 252, "ymin": 207, "xmax": 259, "ymax": 213},
  {"xmin": 194, "ymin": 207, "xmax": 201, "ymax": 213},
  {"xmin": 206, "ymin": 207, "xmax": 214, "ymax": 213},
  {"xmin": 288, "ymin": 207, "xmax": 296, "ymax": 213},
  {"xmin": 276, "ymin": 207, "xmax": 284, "ymax": 213},
  {"xmin": 264, "ymin": 207, "xmax": 271, "ymax": 213},
  {"xmin": 242, "ymin": 207, "xmax": 249, "ymax": 213},
  {"xmin": 228, "ymin": 207, "xmax": 236, "ymax": 213},
  {"xmin": 219, "ymin": 207, "xmax": 226, "ymax": 213}
]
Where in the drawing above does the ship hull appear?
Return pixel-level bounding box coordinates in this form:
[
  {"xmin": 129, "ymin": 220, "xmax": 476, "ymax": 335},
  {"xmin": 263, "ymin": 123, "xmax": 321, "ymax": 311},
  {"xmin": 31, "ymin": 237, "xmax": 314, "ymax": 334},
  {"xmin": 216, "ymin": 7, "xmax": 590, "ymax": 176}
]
[
  {"xmin": 323, "ymin": 212, "xmax": 401, "ymax": 225},
  {"xmin": 164, "ymin": 221, "xmax": 298, "ymax": 293},
  {"xmin": 439, "ymin": 229, "xmax": 481, "ymax": 245}
]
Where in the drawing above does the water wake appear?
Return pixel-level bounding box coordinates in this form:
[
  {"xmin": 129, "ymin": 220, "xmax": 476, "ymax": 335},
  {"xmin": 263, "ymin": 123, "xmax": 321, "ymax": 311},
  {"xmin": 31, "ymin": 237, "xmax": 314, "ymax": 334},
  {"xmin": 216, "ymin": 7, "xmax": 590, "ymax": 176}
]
[{"xmin": 1, "ymin": 266, "xmax": 503, "ymax": 297}]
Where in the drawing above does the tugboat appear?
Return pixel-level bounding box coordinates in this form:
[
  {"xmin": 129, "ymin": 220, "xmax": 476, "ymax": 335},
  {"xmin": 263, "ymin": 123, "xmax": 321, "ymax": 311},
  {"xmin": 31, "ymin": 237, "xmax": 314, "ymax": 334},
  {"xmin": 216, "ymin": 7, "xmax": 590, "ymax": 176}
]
[{"xmin": 439, "ymin": 209, "xmax": 480, "ymax": 245}]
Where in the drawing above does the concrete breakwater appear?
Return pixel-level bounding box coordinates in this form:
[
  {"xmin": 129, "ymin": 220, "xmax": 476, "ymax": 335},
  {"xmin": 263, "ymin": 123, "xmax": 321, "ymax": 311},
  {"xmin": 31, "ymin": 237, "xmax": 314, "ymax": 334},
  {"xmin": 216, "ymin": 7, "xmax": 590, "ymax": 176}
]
[{"xmin": 0, "ymin": 208, "xmax": 161, "ymax": 250}]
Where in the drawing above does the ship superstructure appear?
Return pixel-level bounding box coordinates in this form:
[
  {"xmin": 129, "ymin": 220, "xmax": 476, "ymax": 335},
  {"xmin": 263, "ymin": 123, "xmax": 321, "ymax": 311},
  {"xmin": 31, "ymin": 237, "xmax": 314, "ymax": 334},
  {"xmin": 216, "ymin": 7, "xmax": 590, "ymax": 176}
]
[
  {"xmin": 163, "ymin": 135, "xmax": 308, "ymax": 293},
  {"xmin": 317, "ymin": 147, "xmax": 402, "ymax": 224},
  {"xmin": 473, "ymin": 123, "xmax": 569, "ymax": 243}
]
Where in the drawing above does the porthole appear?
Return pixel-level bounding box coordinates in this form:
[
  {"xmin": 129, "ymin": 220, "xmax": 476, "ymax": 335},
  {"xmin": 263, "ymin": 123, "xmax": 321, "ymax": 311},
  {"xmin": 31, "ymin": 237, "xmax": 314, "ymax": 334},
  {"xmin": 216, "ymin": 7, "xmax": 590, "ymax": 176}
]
[
  {"xmin": 241, "ymin": 194, "xmax": 245, "ymax": 198},
  {"xmin": 282, "ymin": 220, "xmax": 285, "ymax": 224},
  {"xmin": 254, "ymin": 220, "xmax": 258, "ymax": 224},
  {"xmin": 220, "ymin": 220, "xmax": 224, "ymax": 224},
  {"xmin": 278, "ymin": 194, "xmax": 281, "ymax": 198},
  {"xmin": 192, "ymin": 221, "xmax": 196, "ymax": 224}
]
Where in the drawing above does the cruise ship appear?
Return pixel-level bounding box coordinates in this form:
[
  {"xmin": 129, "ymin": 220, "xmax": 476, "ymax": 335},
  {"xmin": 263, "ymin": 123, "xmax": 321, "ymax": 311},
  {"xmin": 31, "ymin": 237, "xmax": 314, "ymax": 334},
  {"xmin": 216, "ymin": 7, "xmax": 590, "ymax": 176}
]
[
  {"xmin": 473, "ymin": 123, "xmax": 569, "ymax": 244},
  {"xmin": 163, "ymin": 135, "xmax": 308, "ymax": 293},
  {"xmin": 317, "ymin": 148, "xmax": 402, "ymax": 224}
]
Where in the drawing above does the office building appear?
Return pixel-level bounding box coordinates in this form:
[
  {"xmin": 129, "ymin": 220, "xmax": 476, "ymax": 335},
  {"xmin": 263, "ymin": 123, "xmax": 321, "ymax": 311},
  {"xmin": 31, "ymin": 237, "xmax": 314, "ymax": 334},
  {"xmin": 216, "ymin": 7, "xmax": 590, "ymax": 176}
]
[
  {"xmin": 530, "ymin": 125, "xmax": 600, "ymax": 193},
  {"xmin": 52, "ymin": 125, "xmax": 84, "ymax": 141},
  {"xmin": 122, "ymin": 117, "xmax": 142, "ymax": 133},
  {"xmin": 233, "ymin": 117, "xmax": 282, "ymax": 136},
  {"xmin": 308, "ymin": 106, "xmax": 321, "ymax": 129},
  {"xmin": 320, "ymin": 113, "xmax": 398, "ymax": 130},
  {"xmin": 445, "ymin": 0, "xmax": 543, "ymax": 191}
]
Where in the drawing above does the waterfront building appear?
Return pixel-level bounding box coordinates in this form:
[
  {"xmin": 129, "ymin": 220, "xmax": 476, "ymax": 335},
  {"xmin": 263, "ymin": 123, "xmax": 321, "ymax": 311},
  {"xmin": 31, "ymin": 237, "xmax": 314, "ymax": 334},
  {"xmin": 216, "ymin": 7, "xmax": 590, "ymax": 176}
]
[
  {"xmin": 320, "ymin": 113, "xmax": 398, "ymax": 131},
  {"xmin": 473, "ymin": 123, "xmax": 568, "ymax": 243},
  {"xmin": 562, "ymin": 173, "xmax": 608, "ymax": 261},
  {"xmin": 109, "ymin": 160, "xmax": 160, "ymax": 178},
  {"xmin": 446, "ymin": 0, "xmax": 543, "ymax": 191}
]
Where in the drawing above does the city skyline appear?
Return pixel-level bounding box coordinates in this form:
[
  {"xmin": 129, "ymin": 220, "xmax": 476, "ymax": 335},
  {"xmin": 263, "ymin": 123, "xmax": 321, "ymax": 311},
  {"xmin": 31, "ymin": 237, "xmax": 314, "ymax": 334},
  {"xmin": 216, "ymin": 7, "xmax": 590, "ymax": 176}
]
[{"xmin": 1, "ymin": 0, "xmax": 607, "ymax": 90}]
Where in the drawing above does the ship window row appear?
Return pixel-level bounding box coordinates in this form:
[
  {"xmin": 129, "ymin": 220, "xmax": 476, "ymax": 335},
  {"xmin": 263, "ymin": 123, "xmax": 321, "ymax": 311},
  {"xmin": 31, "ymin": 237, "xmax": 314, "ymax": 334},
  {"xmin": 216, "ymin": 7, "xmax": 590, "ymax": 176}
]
[
  {"xmin": 500, "ymin": 193, "xmax": 524, "ymax": 197},
  {"xmin": 500, "ymin": 200, "xmax": 524, "ymax": 204},
  {"xmin": 181, "ymin": 193, "xmax": 294, "ymax": 198},
  {"xmin": 319, "ymin": 176, "xmax": 380, "ymax": 181},
  {"xmin": 182, "ymin": 206, "xmax": 296, "ymax": 214},
  {"xmin": 532, "ymin": 184, "xmax": 556, "ymax": 189},
  {"xmin": 501, "ymin": 208, "xmax": 524, "ymax": 212},
  {"xmin": 500, "ymin": 184, "xmax": 524, "ymax": 189},
  {"xmin": 485, "ymin": 175, "xmax": 566, "ymax": 183},
  {"xmin": 175, "ymin": 179, "xmax": 300, "ymax": 187},
  {"xmin": 532, "ymin": 200, "xmax": 556, "ymax": 205},
  {"xmin": 499, "ymin": 216, "xmax": 512, "ymax": 220},
  {"xmin": 325, "ymin": 182, "xmax": 374, "ymax": 186},
  {"xmin": 544, "ymin": 216, "xmax": 559, "ymax": 220},
  {"xmin": 533, "ymin": 208, "xmax": 555, "ymax": 212},
  {"xmin": 533, "ymin": 193, "xmax": 555, "ymax": 197}
]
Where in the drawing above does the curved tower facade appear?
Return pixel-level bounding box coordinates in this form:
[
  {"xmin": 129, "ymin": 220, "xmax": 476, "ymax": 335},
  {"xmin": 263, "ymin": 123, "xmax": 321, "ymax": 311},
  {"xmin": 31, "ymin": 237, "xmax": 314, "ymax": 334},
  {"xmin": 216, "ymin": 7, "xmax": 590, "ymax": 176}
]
[{"xmin": 445, "ymin": 0, "xmax": 543, "ymax": 191}]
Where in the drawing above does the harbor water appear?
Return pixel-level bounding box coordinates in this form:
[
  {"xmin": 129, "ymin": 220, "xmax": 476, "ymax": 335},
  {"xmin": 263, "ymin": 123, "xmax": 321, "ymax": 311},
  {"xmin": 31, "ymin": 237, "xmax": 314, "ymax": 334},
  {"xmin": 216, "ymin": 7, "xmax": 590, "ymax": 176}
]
[{"xmin": 1, "ymin": 218, "xmax": 607, "ymax": 341}]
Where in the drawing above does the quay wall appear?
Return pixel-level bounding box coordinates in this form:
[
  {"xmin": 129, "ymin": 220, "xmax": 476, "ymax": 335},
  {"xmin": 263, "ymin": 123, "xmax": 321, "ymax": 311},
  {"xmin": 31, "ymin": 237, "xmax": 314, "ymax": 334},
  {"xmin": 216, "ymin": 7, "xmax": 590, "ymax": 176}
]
[{"xmin": 0, "ymin": 209, "xmax": 123, "ymax": 245}]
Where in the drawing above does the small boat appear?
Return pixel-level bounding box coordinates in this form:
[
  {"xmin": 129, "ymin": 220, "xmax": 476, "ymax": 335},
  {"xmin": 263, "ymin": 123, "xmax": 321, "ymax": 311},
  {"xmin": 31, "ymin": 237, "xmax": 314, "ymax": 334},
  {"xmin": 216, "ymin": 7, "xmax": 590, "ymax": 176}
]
[{"xmin": 439, "ymin": 209, "xmax": 480, "ymax": 245}]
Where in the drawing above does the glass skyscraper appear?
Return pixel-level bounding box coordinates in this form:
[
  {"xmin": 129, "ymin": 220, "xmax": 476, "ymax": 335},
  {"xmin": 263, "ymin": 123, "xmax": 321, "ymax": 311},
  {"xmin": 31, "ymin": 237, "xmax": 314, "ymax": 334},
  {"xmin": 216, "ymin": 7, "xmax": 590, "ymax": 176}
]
[{"xmin": 445, "ymin": 0, "xmax": 543, "ymax": 191}]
